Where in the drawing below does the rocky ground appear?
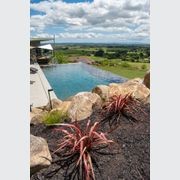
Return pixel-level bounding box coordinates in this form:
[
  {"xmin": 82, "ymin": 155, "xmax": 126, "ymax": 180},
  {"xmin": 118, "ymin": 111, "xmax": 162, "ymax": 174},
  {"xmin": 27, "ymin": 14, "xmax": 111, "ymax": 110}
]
[
  {"xmin": 30, "ymin": 73, "xmax": 150, "ymax": 180},
  {"xmin": 68, "ymin": 56, "xmax": 95, "ymax": 65},
  {"xmin": 30, "ymin": 102, "xmax": 150, "ymax": 180}
]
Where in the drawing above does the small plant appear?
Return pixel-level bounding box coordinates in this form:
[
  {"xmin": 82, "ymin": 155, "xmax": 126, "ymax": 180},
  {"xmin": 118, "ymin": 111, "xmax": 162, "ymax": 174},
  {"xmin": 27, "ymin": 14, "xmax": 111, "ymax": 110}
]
[
  {"xmin": 120, "ymin": 62, "xmax": 131, "ymax": 68},
  {"xmin": 51, "ymin": 120, "xmax": 113, "ymax": 180},
  {"xmin": 104, "ymin": 94, "xmax": 130, "ymax": 114},
  {"xmin": 101, "ymin": 93, "xmax": 145, "ymax": 128},
  {"xmin": 141, "ymin": 64, "xmax": 147, "ymax": 70},
  {"xmin": 43, "ymin": 110, "xmax": 68, "ymax": 125}
]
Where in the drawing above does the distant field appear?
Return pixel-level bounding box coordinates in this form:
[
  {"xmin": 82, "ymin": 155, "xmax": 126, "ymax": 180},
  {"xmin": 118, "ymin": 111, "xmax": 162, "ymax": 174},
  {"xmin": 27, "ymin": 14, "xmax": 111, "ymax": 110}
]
[
  {"xmin": 96, "ymin": 64, "xmax": 149, "ymax": 79},
  {"xmin": 57, "ymin": 54, "xmax": 149, "ymax": 79},
  {"xmin": 86, "ymin": 56, "xmax": 150, "ymax": 79},
  {"xmin": 53, "ymin": 44, "xmax": 150, "ymax": 79}
]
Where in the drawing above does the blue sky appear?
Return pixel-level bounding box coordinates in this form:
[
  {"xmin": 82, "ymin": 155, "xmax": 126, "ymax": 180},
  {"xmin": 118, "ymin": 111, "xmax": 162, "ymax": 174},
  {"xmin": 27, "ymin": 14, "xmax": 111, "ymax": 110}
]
[{"xmin": 30, "ymin": 0, "xmax": 150, "ymax": 43}]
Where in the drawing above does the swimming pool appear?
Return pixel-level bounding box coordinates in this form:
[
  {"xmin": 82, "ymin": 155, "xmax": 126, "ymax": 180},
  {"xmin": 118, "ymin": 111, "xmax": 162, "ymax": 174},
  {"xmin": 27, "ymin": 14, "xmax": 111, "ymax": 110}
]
[{"xmin": 42, "ymin": 63, "xmax": 127, "ymax": 100}]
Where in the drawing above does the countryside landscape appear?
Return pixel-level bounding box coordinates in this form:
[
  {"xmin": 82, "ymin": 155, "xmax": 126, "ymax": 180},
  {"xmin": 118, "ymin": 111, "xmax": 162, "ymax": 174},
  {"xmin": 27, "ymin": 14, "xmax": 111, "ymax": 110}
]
[
  {"xmin": 30, "ymin": 0, "xmax": 150, "ymax": 179},
  {"xmin": 53, "ymin": 43, "xmax": 150, "ymax": 79}
]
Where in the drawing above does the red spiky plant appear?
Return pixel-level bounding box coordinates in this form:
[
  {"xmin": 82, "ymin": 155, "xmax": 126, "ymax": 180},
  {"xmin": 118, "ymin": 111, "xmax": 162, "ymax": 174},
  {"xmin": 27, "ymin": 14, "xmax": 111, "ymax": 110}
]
[
  {"xmin": 51, "ymin": 120, "xmax": 113, "ymax": 180},
  {"xmin": 101, "ymin": 93, "xmax": 145, "ymax": 128}
]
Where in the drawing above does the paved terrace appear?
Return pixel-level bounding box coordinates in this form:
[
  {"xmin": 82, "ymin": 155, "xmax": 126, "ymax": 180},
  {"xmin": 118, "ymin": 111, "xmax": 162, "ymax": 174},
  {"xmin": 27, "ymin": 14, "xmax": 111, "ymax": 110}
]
[{"xmin": 30, "ymin": 63, "xmax": 57, "ymax": 108}]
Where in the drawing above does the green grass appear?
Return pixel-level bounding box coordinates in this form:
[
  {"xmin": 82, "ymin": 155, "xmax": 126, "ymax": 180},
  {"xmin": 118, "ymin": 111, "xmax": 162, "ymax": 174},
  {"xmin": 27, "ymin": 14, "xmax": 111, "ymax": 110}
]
[
  {"xmin": 43, "ymin": 110, "xmax": 68, "ymax": 125},
  {"xmin": 52, "ymin": 51, "xmax": 150, "ymax": 79},
  {"xmin": 89, "ymin": 56, "xmax": 106, "ymax": 62},
  {"xmin": 95, "ymin": 61, "xmax": 150, "ymax": 79},
  {"xmin": 89, "ymin": 55, "xmax": 150, "ymax": 79},
  {"xmin": 66, "ymin": 55, "xmax": 149, "ymax": 79}
]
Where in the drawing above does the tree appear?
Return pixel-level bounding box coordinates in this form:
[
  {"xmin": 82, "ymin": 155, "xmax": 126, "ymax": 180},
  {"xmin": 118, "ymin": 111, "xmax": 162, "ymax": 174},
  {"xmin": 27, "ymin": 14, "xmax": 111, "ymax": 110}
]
[
  {"xmin": 115, "ymin": 49, "xmax": 128, "ymax": 59},
  {"xmin": 55, "ymin": 52, "xmax": 67, "ymax": 64},
  {"xmin": 139, "ymin": 52, "xmax": 144, "ymax": 59},
  {"xmin": 145, "ymin": 49, "xmax": 150, "ymax": 58},
  {"xmin": 94, "ymin": 49, "xmax": 105, "ymax": 57}
]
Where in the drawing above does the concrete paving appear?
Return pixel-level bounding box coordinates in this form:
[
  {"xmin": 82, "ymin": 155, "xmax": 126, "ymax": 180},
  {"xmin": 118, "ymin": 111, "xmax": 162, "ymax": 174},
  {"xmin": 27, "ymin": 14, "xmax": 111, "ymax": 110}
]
[{"xmin": 30, "ymin": 63, "xmax": 57, "ymax": 108}]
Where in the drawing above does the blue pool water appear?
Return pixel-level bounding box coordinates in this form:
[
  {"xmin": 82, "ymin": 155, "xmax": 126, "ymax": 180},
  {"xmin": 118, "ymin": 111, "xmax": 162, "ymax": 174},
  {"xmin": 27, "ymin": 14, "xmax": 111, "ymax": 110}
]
[{"xmin": 42, "ymin": 63, "xmax": 127, "ymax": 100}]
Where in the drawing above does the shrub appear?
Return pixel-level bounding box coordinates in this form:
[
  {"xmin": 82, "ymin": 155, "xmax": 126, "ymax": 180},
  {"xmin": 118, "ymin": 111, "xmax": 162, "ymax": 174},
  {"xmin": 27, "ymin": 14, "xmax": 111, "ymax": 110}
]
[
  {"xmin": 98, "ymin": 60, "xmax": 109, "ymax": 66},
  {"xmin": 115, "ymin": 49, "xmax": 128, "ymax": 58},
  {"xmin": 109, "ymin": 60, "xmax": 118, "ymax": 66},
  {"xmin": 94, "ymin": 49, "xmax": 105, "ymax": 57},
  {"xmin": 55, "ymin": 52, "xmax": 68, "ymax": 64},
  {"xmin": 101, "ymin": 94, "xmax": 145, "ymax": 129},
  {"xmin": 52, "ymin": 120, "xmax": 113, "ymax": 180},
  {"xmin": 43, "ymin": 110, "xmax": 68, "ymax": 125},
  {"xmin": 120, "ymin": 62, "xmax": 131, "ymax": 68},
  {"xmin": 139, "ymin": 52, "xmax": 144, "ymax": 60},
  {"xmin": 105, "ymin": 53, "xmax": 117, "ymax": 59},
  {"xmin": 141, "ymin": 64, "xmax": 147, "ymax": 70}
]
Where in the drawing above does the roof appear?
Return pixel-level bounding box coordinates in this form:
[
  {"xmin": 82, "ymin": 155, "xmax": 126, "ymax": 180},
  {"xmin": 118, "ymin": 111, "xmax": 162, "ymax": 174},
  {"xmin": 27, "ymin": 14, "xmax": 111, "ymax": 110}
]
[
  {"xmin": 38, "ymin": 44, "xmax": 53, "ymax": 50},
  {"xmin": 30, "ymin": 37, "xmax": 54, "ymax": 42}
]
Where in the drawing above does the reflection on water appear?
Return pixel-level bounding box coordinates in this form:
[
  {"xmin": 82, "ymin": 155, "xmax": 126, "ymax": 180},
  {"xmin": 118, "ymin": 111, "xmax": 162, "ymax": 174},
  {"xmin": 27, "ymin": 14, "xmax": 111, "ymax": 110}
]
[{"xmin": 42, "ymin": 62, "xmax": 127, "ymax": 100}]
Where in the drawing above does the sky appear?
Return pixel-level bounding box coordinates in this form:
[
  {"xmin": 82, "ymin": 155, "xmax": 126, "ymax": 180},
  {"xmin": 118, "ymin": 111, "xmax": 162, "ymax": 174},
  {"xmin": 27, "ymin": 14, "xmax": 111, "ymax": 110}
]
[{"xmin": 30, "ymin": 0, "xmax": 150, "ymax": 44}]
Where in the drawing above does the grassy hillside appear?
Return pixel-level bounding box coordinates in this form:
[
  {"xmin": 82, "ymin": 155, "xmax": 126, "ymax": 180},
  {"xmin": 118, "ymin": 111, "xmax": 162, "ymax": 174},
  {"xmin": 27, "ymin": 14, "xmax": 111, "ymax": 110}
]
[
  {"xmin": 52, "ymin": 44, "xmax": 150, "ymax": 79},
  {"xmin": 96, "ymin": 64, "xmax": 149, "ymax": 79}
]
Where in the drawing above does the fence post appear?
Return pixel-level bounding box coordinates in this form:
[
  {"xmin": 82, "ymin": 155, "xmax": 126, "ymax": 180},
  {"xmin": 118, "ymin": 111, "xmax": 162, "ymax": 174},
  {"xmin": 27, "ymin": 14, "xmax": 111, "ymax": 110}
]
[
  {"xmin": 30, "ymin": 104, "xmax": 33, "ymax": 112},
  {"xmin": 48, "ymin": 89, "xmax": 53, "ymax": 110}
]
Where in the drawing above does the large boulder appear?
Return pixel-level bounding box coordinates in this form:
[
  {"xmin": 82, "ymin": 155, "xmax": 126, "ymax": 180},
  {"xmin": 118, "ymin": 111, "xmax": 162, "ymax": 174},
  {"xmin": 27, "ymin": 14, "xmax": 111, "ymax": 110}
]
[
  {"xmin": 109, "ymin": 78, "xmax": 150, "ymax": 101},
  {"xmin": 30, "ymin": 113, "xmax": 47, "ymax": 125},
  {"xmin": 30, "ymin": 107, "xmax": 43, "ymax": 119},
  {"xmin": 30, "ymin": 135, "xmax": 52, "ymax": 175},
  {"xmin": 68, "ymin": 92, "xmax": 102, "ymax": 121},
  {"xmin": 45, "ymin": 98, "xmax": 63, "ymax": 111},
  {"xmin": 126, "ymin": 78, "xmax": 143, "ymax": 84},
  {"xmin": 92, "ymin": 85, "xmax": 110, "ymax": 101},
  {"xmin": 143, "ymin": 70, "xmax": 150, "ymax": 89},
  {"xmin": 30, "ymin": 108, "xmax": 48, "ymax": 125},
  {"xmin": 143, "ymin": 94, "xmax": 150, "ymax": 104},
  {"xmin": 50, "ymin": 101, "xmax": 72, "ymax": 116},
  {"xmin": 51, "ymin": 101, "xmax": 72, "ymax": 113}
]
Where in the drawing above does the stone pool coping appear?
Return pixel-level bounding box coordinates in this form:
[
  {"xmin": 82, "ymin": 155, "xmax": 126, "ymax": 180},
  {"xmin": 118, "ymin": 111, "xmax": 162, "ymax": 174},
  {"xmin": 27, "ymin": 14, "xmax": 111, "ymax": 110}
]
[{"xmin": 30, "ymin": 63, "xmax": 57, "ymax": 108}]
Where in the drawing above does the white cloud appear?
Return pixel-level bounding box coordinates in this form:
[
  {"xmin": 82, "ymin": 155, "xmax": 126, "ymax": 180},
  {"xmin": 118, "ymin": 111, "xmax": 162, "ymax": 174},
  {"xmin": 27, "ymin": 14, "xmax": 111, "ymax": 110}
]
[
  {"xmin": 32, "ymin": 31, "xmax": 149, "ymax": 43},
  {"xmin": 58, "ymin": 32, "xmax": 101, "ymax": 39},
  {"xmin": 30, "ymin": 0, "xmax": 149, "ymax": 42},
  {"xmin": 31, "ymin": 33, "xmax": 53, "ymax": 38}
]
